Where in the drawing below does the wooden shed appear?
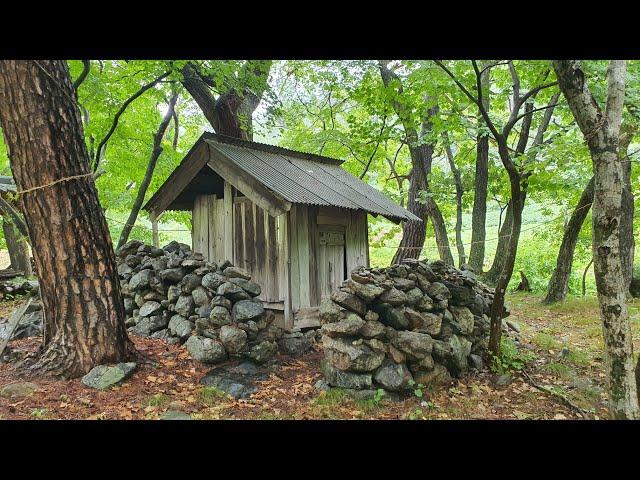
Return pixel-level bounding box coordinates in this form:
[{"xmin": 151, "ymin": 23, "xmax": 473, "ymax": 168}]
[{"xmin": 143, "ymin": 133, "xmax": 419, "ymax": 330}]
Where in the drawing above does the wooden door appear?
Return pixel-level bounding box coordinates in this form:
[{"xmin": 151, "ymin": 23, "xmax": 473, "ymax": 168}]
[{"xmin": 317, "ymin": 226, "xmax": 346, "ymax": 300}]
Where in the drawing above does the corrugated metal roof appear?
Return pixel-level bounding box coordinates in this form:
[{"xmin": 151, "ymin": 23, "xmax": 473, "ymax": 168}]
[{"xmin": 205, "ymin": 136, "xmax": 420, "ymax": 222}]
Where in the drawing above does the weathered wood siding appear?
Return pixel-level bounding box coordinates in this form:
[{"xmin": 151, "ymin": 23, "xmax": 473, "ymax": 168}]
[
  {"xmin": 194, "ymin": 197, "xmax": 370, "ymax": 331},
  {"xmin": 231, "ymin": 196, "xmax": 280, "ymax": 304},
  {"xmin": 192, "ymin": 189, "xmax": 281, "ymax": 304},
  {"xmin": 288, "ymin": 205, "xmax": 370, "ymax": 314}
]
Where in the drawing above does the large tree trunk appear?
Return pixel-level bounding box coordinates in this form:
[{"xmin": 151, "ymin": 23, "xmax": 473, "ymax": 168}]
[
  {"xmin": 117, "ymin": 92, "xmax": 178, "ymax": 249},
  {"xmin": 180, "ymin": 61, "xmax": 272, "ymax": 141},
  {"xmin": 554, "ymin": 59, "xmax": 638, "ymax": 419},
  {"xmin": 0, "ymin": 60, "xmax": 132, "ymax": 378},
  {"xmin": 468, "ymin": 65, "xmax": 490, "ymax": 272},
  {"xmin": 544, "ymin": 176, "xmax": 594, "ymax": 303},
  {"xmin": 379, "ymin": 62, "xmax": 453, "ymax": 265},
  {"xmin": 2, "ymin": 216, "xmax": 32, "ymax": 275},
  {"xmin": 392, "ymin": 143, "xmax": 430, "ymax": 264}
]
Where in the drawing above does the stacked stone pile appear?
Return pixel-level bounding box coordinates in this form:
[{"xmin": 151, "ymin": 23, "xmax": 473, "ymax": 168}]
[
  {"xmin": 116, "ymin": 240, "xmax": 285, "ymax": 365},
  {"xmin": 319, "ymin": 258, "xmax": 501, "ymax": 393}
]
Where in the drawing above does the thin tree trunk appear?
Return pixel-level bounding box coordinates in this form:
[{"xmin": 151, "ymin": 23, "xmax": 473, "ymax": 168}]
[
  {"xmin": 544, "ymin": 176, "xmax": 594, "ymax": 303},
  {"xmin": 554, "ymin": 59, "xmax": 639, "ymax": 419},
  {"xmin": 117, "ymin": 92, "xmax": 178, "ymax": 249},
  {"xmin": 0, "ymin": 60, "xmax": 132, "ymax": 378},
  {"xmin": 582, "ymin": 257, "xmax": 593, "ymax": 296},
  {"xmin": 484, "ymin": 193, "xmax": 526, "ymax": 285},
  {"xmin": 2, "ymin": 216, "xmax": 32, "ymax": 275},
  {"xmin": 487, "ymin": 145, "xmax": 524, "ymax": 355},
  {"xmin": 427, "ymin": 198, "xmax": 455, "ymax": 265},
  {"xmin": 619, "ymin": 123, "xmax": 636, "ymax": 294},
  {"xmin": 468, "ymin": 65, "xmax": 490, "ymax": 272},
  {"xmin": 444, "ymin": 136, "xmax": 465, "ymax": 267}
]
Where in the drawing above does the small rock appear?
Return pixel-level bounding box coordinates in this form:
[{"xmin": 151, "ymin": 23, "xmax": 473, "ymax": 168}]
[
  {"xmin": 81, "ymin": 363, "xmax": 137, "ymax": 390},
  {"xmin": 159, "ymin": 410, "xmax": 192, "ymax": 420},
  {"xmin": 223, "ymin": 266, "xmax": 252, "ymax": 280},
  {"xmin": 0, "ymin": 381, "xmax": 40, "ymax": 399}
]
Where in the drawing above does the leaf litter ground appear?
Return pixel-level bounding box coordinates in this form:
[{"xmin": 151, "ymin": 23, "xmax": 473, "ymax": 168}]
[{"xmin": 1, "ymin": 292, "xmax": 638, "ymax": 420}]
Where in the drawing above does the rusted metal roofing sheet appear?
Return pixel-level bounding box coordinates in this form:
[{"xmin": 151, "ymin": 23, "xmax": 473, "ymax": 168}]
[{"xmin": 205, "ymin": 137, "xmax": 420, "ymax": 223}]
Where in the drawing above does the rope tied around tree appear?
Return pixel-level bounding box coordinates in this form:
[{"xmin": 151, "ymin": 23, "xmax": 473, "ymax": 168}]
[{"xmin": 13, "ymin": 172, "xmax": 94, "ymax": 196}]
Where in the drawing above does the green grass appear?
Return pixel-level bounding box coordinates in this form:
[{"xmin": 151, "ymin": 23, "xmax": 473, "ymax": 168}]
[
  {"xmin": 147, "ymin": 393, "xmax": 171, "ymax": 408},
  {"xmin": 545, "ymin": 362, "xmax": 572, "ymax": 377},
  {"xmin": 531, "ymin": 332, "xmax": 562, "ymax": 351},
  {"xmin": 199, "ymin": 386, "xmax": 228, "ymax": 406}
]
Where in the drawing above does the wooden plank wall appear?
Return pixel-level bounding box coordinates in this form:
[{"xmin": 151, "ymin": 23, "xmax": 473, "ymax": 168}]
[
  {"xmin": 192, "ymin": 194, "xmax": 227, "ymax": 262},
  {"xmin": 232, "ymin": 196, "xmax": 280, "ymax": 303},
  {"xmin": 346, "ymin": 210, "xmax": 369, "ymax": 274},
  {"xmin": 287, "ymin": 205, "xmax": 371, "ymax": 314}
]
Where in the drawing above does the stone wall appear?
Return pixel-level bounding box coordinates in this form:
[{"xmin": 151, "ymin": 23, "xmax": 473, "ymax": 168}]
[
  {"xmin": 116, "ymin": 240, "xmax": 314, "ymax": 365},
  {"xmin": 319, "ymin": 258, "xmax": 498, "ymax": 393}
]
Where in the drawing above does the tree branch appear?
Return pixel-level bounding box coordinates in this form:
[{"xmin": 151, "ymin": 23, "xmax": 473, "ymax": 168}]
[
  {"xmin": 92, "ymin": 71, "xmax": 171, "ymax": 172},
  {"xmin": 73, "ymin": 60, "xmax": 91, "ymax": 93}
]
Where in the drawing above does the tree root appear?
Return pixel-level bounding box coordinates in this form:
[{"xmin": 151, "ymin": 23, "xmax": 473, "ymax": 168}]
[{"xmin": 521, "ymin": 369, "xmax": 592, "ymax": 419}]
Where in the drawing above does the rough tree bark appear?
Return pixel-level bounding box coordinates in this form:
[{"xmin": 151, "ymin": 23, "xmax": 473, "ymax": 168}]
[
  {"xmin": 379, "ymin": 61, "xmax": 454, "ymax": 265},
  {"xmin": 468, "ymin": 64, "xmax": 490, "ymax": 272},
  {"xmin": 180, "ymin": 61, "xmax": 272, "ymax": 140},
  {"xmin": 544, "ymin": 176, "xmax": 594, "ymax": 303},
  {"xmin": 117, "ymin": 92, "xmax": 178, "ymax": 249},
  {"xmin": 554, "ymin": 59, "xmax": 638, "ymax": 419},
  {"xmin": 0, "ymin": 60, "xmax": 132, "ymax": 378}
]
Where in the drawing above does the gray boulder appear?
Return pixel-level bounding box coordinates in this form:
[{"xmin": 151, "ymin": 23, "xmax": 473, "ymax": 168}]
[
  {"xmin": 81, "ymin": 363, "xmax": 137, "ymax": 390},
  {"xmin": 185, "ymin": 336, "xmax": 227, "ymax": 364},
  {"xmin": 391, "ymin": 331, "xmax": 434, "ymax": 360},
  {"xmin": 210, "ymin": 306, "xmax": 232, "ymax": 326},
  {"xmin": 379, "ymin": 287, "xmax": 408, "ymax": 306},
  {"xmin": 174, "ymin": 295, "xmax": 195, "ymax": 318},
  {"xmin": 191, "ymin": 286, "xmax": 212, "ymax": 307},
  {"xmin": 320, "ymin": 313, "xmax": 364, "ymax": 337},
  {"xmin": 450, "ymin": 306, "xmax": 474, "ymax": 335},
  {"xmin": 219, "ymin": 325, "xmax": 248, "ymax": 355},
  {"xmin": 139, "ymin": 301, "xmax": 162, "ymax": 318},
  {"xmin": 330, "ymin": 290, "xmax": 366, "ymax": 316},
  {"xmin": 232, "ymin": 300, "xmax": 264, "ymax": 322},
  {"xmin": 223, "ymin": 265, "xmax": 251, "ymax": 280},
  {"xmin": 321, "ymin": 360, "xmax": 372, "ymax": 389},
  {"xmin": 229, "ymin": 277, "xmax": 262, "ymax": 297},
  {"xmin": 374, "ymin": 360, "xmax": 414, "ymax": 392},
  {"xmin": 246, "ymin": 340, "xmax": 277, "ymax": 364},
  {"xmin": 319, "ymin": 299, "xmax": 345, "ymax": 324},
  {"xmin": 323, "ymin": 336, "xmax": 385, "ymax": 372},
  {"xmin": 168, "ymin": 315, "xmax": 193, "ymax": 340}
]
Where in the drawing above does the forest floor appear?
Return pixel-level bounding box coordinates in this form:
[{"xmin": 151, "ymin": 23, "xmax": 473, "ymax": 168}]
[{"xmin": 1, "ymin": 292, "xmax": 639, "ymax": 420}]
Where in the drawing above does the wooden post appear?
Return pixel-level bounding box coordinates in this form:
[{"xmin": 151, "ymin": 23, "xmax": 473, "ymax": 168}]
[
  {"xmin": 224, "ymin": 181, "xmax": 233, "ymax": 262},
  {"xmin": 151, "ymin": 213, "xmax": 159, "ymax": 248}
]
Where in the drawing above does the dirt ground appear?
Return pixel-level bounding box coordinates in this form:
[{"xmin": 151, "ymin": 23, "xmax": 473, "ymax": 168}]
[{"xmin": 1, "ymin": 292, "xmax": 637, "ymax": 420}]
